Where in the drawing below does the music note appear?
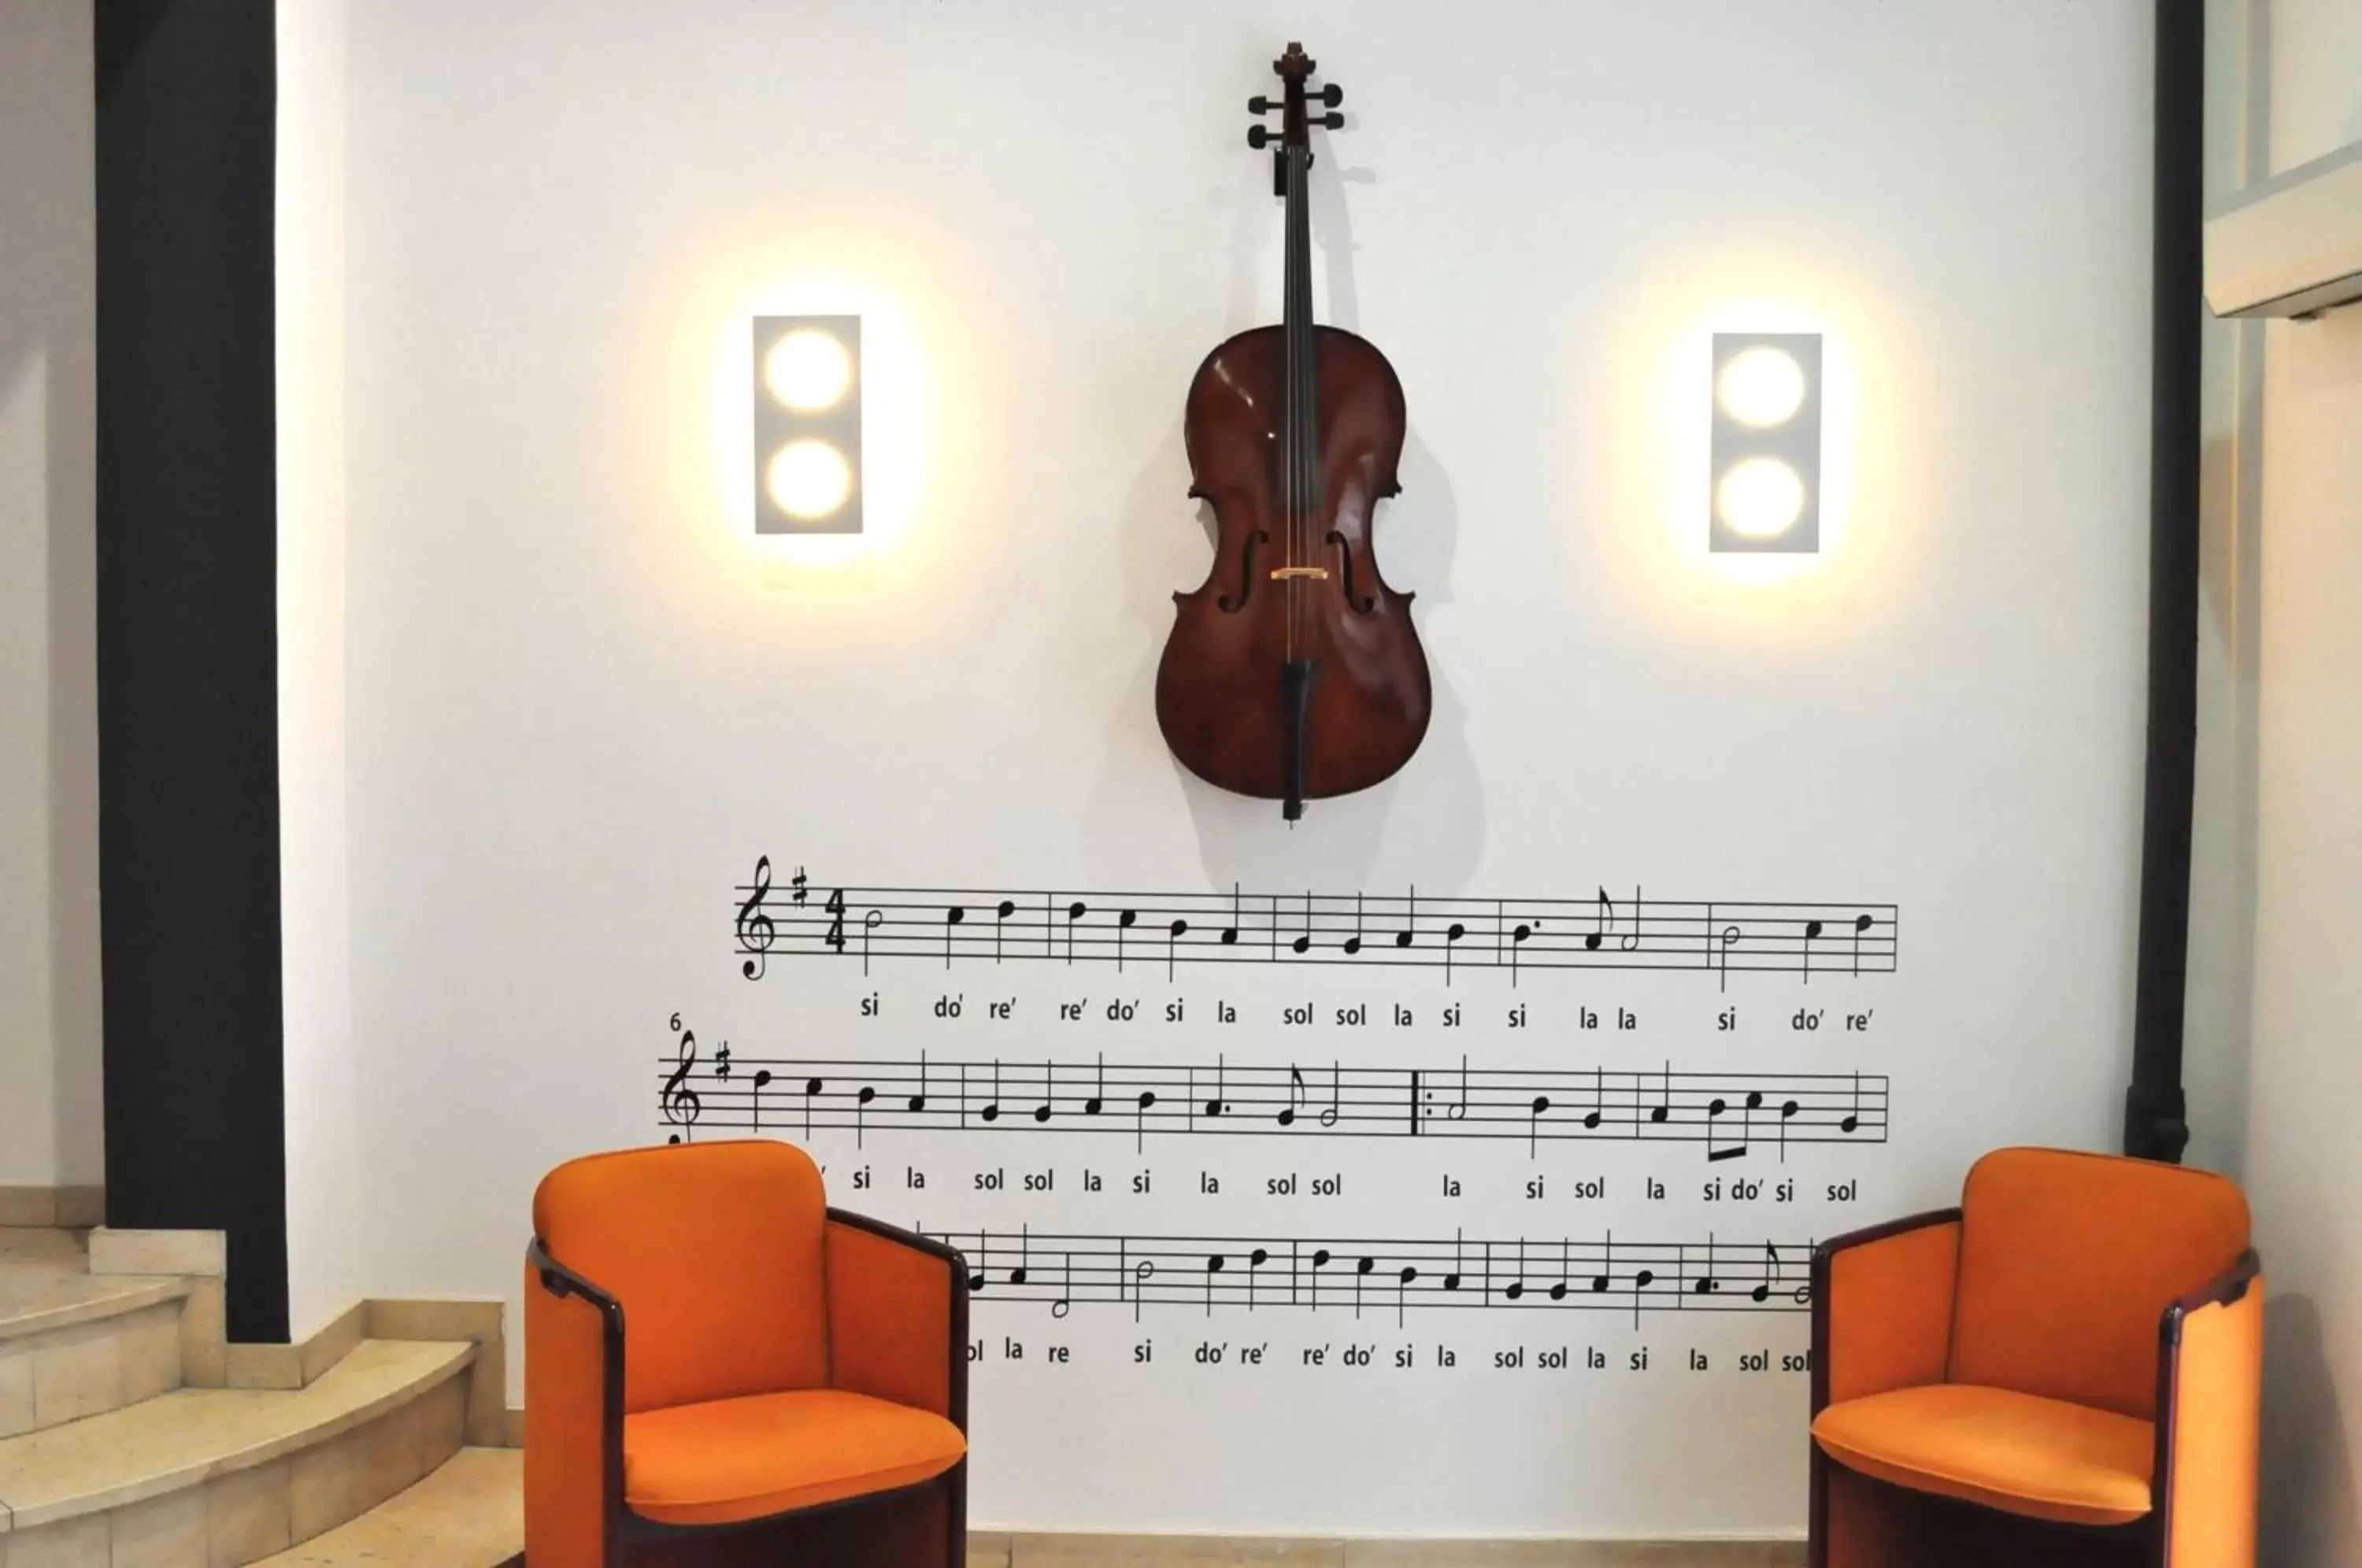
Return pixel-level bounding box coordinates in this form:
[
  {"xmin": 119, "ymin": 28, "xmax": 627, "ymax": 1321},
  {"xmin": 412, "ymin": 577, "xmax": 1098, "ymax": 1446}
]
[
  {"xmin": 1308, "ymin": 1247, "xmax": 1333, "ymax": 1310},
  {"xmin": 1585, "ymin": 886, "xmax": 1612, "ymax": 952},
  {"xmin": 1706, "ymin": 1096, "xmax": 1747, "ymax": 1163},
  {"xmin": 944, "ymin": 905, "xmax": 965, "ymax": 968},
  {"xmin": 1031, "ymin": 1062, "xmax": 1053, "ymax": 1124},
  {"xmin": 1840, "ymin": 1072, "xmax": 1862, "ymax": 1134},
  {"xmin": 1353, "ymin": 1255, "xmax": 1375, "ymax": 1318},
  {"xmin": 1621, "ymin": 886, "xmax": 1644, "ymax": 951},
  {"xmin": 1591, "ymin": 1233, "xmax": 1612, "ymax": 1294},
  {"xmin": 1527, "ymin": 1092, "xmax": 1552, "ymax": 1157},
  {"xmin": 1549, "ymin": 1238, "xmax": 1572, "ymax": 1301},
  {"xmin": 1279, "ymin": 1065, "xmax": 1308, "ymax": 1127},
  {"xmin": 1803, "ymin": 916, "xmax": 1826, "ymax": 982},
  {"xmin": 1778, "ymin": 1096, "xmax": 1800, "ymax": 1160},
  {"xmin": 1694, "ymin": 1237, "xmax": 1720, "ymax": 1297},
  {"xmin": 1853, "ymin": 912, "xmax": 1874, "ymax": 976},
  {"xmin": 1051, "ymin": 1250, "xmax": 1074, "ymax": 1318},
  {"xmin": 1009, "ymin": 1226, "xmax": 1031, "ymax": 1288},
  {"xmin": 1395, "ymin": 886, "xmax": 1418, "ymax": 949},
  {"xmin": 1444, "ymin": 1230, "xmax": 1468, "ymax": 1294},
  {"xmin": 1249, "ymin": 1246, "xmax": 1272, "ymax": 1310},
  {"xmin": 1220, "ymin": 883, "xmax": 1241, "ymax": 947},
  {"xmin": 1320, "ymin": 1062, "xmax": 1340, "ymax": 1129},
  {"xmin": 1504, "ymin": 1238, "xmax": 1527, "ymax": 1301},
  {"xmin": 1647, "ymin": 1063, "xmax": 1671, "ymax": 1130},
  {"xmin": 1064, "ymin": 900, "xmax": 1087, "ymax": 963},
  {"xmin": 994, "ymin": 899, "xmax": 1016, "ymax": 963},
  {"xmin": 1444, "ymin": 919, "xmax": 1468, "ymax": 982},
  {"xmin": 736, "ymin": 857, "xmax": 777, "ymax": 979},
  {"xmin": 1290, "ymin": 891, "xmax": 1312, "ymax": 956},
  {"xmin": 1085, "ymin": 1054, "xmax": 1105, "ymax": 1116},
  {"xmin": 1713, "ymin": 920, "xmax": 1741, "ymax": 992},
  {"xmin": 1505, "ymin": 908, "xmax": 1535, "ymax": 983},
  {"xmin": 1203, "ymin": 1056, "xmax": 1228, "ymax": 1120},
  {"xmin": 855, "ymin": 1083, "xmax": 877, "ymax": 1146},
  {"xmin": 981, "ymin": 1060, "xmax": 1002, "ymax": 1123},
  {"xmin": 909, "ymin": 1051, "xmax": 929, "ymax": 1115},
  {"xmin": 661, "ymin": 1029, "xmax": 702, "ymax": 1143},
  {"xmin": 750, "ymin": 1067, "xmax": 772, "ymax": 1133},
  {"xmin": 1204, "ymin": 1253, "xmax": 1226, "ymax": 1315},
  {"xmin": 1116, "ymin": 908, "xmax": 1138, "ymax": 971},
  {"xmin": 1753, "ymin": 1242, "xmax": 1783, "ymax": 1304},
  {"xmin": 861, "ymin": 908, "xmax": 883, "ymax": 974},
  {"xmin": 1135, "ymin": 1086, "xmax": 1157, "ymax": 1154},
  {"xmin": 1131, "ymin": 1255, "xmax": 1155, "ymax": 1323},
  {"xmin": 1166, "ymin": 917, "xmax": 1189, "ymax": 981},
  {"xmin": 802, "ymin": 1074, "xmax": 824, "ymax": 1137},
  {"xmin": 1395, "ymin": 1263, "xmax": 1419, "ymax": 1327},
  {"xmin": 1343, "ymin": 893, "xmax": 1364, "ymax": 956},
  {"xmin": 1583, "ymin": 1066, "xmax": 1605, "ymax": 1131}
]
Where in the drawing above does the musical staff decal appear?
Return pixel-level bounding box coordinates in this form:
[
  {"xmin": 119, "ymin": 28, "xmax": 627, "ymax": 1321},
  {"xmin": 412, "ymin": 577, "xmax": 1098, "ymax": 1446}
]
[
  {"xmin": 924, "ymin": 1225, "xmax": 1813, "ymax": 1327},
  {"xmin": 654, "ymin": 1034, "xmax": 1888, "ymax": 1162},
  {"xmin": 731, "ymin": 858, "xmax": 1899, "ymax": 989}
]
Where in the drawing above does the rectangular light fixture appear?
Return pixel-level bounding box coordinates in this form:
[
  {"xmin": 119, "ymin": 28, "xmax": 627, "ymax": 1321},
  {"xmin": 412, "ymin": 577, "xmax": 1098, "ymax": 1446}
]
[
  {"xmin": 1709, "ymin": 331, "xmax": 1822, "ymax": 553},
  {"xmin": 753, "ymin": 314, "xmax": 862, "ymax": 534}
]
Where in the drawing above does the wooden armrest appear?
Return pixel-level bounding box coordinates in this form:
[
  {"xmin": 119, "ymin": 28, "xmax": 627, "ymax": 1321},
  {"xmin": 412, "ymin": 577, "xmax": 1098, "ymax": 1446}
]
[
  {"xmin": 524, "ymin": 1237, "xmax": 624, "ymax": 1568},
  {"xmin": 1812, "ymin": 1207, "xmax": 1963, "ymax": 1412},
  {"xmin": 825, "ymin": 1210, "xmax": 970, "ymax": 1426},
  {"xmin": 2159, "ymin": 1250, "xmax": 2263, "ymax": 1568}
]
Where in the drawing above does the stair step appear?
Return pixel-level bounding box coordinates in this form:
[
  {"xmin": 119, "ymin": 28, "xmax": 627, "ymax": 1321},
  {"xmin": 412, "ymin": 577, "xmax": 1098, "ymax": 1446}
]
[
  {"xmin": 248, "ymin": 1447, "xmax": 522, "ymax": 1566},
  {"xmin": 2, "ymin": 1237, "xmax": 196, "ymax": 1437},
  {"xmin": 0, "ymin": 1338, "xmax": 473, "ymax": 1563}
]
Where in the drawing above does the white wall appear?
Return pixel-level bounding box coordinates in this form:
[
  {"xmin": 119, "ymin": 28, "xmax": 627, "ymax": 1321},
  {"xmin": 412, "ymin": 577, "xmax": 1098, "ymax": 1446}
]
[
  {"xmin": 325, "ymin": 0, "xmax": 2156, "ymax": 1536},
  {"xmin": 2231, "ymin": 0, "xmax": 2362, "ymax": 1559},
  {"xmin": 0, "ymin": 0, "xmax": 103, "ymax": 1192},
  {"xmin": 278, "ymin": 0, "xmax": 369, "ymax": 1339}
]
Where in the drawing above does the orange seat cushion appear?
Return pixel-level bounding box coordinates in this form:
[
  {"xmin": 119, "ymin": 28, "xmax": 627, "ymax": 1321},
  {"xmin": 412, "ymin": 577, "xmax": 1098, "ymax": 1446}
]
[
  {"xmin": 624, "ymin": 1388, "xmax": 966, "ymax": 1526},
  {"xmin": 1813, "ymin": 1384, "xmax": 2154, "ymax": 1527}
]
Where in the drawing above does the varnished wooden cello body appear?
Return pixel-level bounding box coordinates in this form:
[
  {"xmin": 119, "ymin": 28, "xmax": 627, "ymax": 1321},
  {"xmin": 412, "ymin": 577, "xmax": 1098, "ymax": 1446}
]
[{"xmin": 1155, "ymin": 43, "xmax": 1431, "ymax": 821}]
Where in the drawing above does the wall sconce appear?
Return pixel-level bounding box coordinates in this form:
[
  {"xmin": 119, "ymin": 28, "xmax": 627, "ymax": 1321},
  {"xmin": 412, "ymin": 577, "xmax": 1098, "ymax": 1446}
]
[
  {"xmin": 1709, "ymin": 331, "xmax": 1821, "ymax": 553},
  {"xmin": 753, "ymin": 314, "xmax": 861, "ymax": 533}
]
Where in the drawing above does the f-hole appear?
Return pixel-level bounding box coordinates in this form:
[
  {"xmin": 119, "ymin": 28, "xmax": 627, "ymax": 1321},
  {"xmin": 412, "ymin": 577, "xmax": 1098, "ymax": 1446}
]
[
  {"xmin": 1327, "ymin": 531, "xmax": 1377, "ymax": 613},
  {"xmin": 1219, "ymin": 530, "xmax": 1269, "ymax": 612}
]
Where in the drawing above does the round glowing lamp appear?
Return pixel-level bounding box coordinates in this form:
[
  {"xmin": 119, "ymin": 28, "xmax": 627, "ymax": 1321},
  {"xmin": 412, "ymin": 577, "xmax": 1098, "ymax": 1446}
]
[
  {"xmin": 762, "ymin": 330, "xmax": 854, "ymax": 412},
  {"xmin": 1714, "ymin": 457, "xmax": 1806, "ymax": 539},
  {"xmin": 765, "ymin": 439, "xmax": 853, "ymax": 521},
  {"xmin": 1716, "ymin": 347, "xmax": 1807, "ymax": 428}
]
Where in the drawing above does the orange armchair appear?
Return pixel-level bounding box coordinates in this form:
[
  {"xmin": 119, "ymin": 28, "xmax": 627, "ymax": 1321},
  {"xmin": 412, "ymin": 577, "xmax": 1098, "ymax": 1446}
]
[
  {"xmin": 1809, "ymin": 1147, "xmax": 2262, "ymax": 1568},
  {"xmin": 524, "ymin": 1140, "xmax": 969, "ymax": 1568}
]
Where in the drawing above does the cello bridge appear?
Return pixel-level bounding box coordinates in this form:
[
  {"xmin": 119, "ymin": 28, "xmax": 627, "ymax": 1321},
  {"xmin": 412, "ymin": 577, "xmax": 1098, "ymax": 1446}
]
[{"xmin": 1269, "ymin": 567, "xmax": 1331, "ymax": 580}]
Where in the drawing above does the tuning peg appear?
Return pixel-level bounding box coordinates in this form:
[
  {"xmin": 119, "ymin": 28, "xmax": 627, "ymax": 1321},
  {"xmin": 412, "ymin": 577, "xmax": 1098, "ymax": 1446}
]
[
  {"xmin": 1317, "ymin": 84, "xmax": 1343, "ymax": 108},
  {"xmin": 1249, "ymin": 95, "xmax": 1279, "ymax": 115},
  {"xmin": 1314, "ymin": 112, "xmax": 1344, "ymax": 131},
  {"xmin": 1248, "ymin": 124, "xmax": 1275, "ymax": 149}
]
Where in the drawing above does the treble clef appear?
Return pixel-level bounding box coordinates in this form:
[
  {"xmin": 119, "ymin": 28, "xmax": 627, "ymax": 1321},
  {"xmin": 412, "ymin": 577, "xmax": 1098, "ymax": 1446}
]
[
  {"xmin": 736, "ymin": 856, "xmax": 777, "ymax": 980},
  {"xmin": 661, "ymin": 1028, "xmax": 703, "ymax": 1144}
]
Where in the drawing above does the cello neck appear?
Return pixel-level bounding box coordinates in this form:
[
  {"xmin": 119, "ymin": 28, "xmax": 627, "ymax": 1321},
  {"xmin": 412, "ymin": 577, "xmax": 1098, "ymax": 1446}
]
[{"xmin": 1281, "ymin": 140, "xmax": 1319, "ymax": 535}]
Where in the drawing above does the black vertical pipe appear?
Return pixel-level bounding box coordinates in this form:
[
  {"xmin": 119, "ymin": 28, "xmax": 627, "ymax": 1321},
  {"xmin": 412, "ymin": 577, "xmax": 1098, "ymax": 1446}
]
[
  {"xmin": 2125, "ymin": 0, "xmax": 2205, "ymax": 1164},
  {"xmin": 94, "ymin": 0, "xmax": 289, "ymax": 1339}
]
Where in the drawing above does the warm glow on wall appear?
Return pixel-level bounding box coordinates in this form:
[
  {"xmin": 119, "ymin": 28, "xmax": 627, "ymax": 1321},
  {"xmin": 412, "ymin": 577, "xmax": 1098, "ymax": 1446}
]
[{"xmin": 706, "ymin": 279, "xmax": 928, "ymax": 582}]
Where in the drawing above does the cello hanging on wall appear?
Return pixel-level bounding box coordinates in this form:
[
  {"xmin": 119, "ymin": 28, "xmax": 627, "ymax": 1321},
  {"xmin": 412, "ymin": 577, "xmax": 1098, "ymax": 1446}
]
[{"xmin": 1154, "ymin": 43, "xmax": 1431, "ymax": 822}]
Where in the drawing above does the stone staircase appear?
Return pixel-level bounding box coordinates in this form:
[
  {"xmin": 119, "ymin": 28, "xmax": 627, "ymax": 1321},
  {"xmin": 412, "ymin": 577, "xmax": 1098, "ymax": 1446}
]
[{"xmin": 0, "ymin": 1222, "xmax": 522, "ymax": 1566}]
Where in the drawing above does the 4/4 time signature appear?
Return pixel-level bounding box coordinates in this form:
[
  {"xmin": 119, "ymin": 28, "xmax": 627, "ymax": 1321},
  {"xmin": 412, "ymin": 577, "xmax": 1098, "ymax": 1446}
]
[
  {"xmin": 731, "ymin": 857, "xmax": 1900, "ymax": 989},
  {"xmin": 655, "ymin": 1033, "xmax": 1887, "ymax": 1163},
  {"xmin": 921, "ymin": 1225, "xmax": 1812, "ymax": 1327}
]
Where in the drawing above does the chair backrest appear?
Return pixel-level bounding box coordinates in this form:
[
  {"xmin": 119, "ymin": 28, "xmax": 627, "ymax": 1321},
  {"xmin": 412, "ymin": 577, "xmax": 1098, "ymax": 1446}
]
[
  {"xmin": 1948, "ymin": 1146, "xmax": 2249, "ymax": 1418},
  {"xmin": 534, "ymin": 1139, "xmax": 832, "ymax": 1414}
]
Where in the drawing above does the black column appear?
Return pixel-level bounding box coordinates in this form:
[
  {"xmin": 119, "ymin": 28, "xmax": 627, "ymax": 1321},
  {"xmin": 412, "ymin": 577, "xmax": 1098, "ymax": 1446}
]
[
  {"xmin": 95, "ymin": 0, "xmax": 287, "ymax": 1341},
  {"xmin": 2124, "ymin": 0, "xmax": 2205, "ymax": 1166}
]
